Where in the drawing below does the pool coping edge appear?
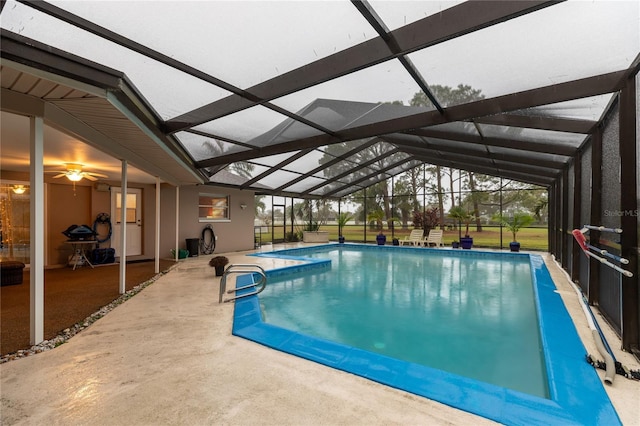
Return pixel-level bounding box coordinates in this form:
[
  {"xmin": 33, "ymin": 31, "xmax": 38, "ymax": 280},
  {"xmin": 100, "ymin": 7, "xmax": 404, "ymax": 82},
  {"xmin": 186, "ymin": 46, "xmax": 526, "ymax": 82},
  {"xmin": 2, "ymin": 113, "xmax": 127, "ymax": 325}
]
[{"xmin": 233, "ymin": 244, "xmax": 620, "ymax": 426}]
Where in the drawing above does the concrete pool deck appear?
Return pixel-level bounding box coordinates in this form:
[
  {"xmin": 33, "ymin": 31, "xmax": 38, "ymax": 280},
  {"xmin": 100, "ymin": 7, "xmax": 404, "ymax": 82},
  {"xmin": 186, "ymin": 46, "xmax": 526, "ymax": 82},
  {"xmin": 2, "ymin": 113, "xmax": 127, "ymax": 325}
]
[{"xmin": 1, "ymin": 243, "xmax": 638, "ymax": 425}]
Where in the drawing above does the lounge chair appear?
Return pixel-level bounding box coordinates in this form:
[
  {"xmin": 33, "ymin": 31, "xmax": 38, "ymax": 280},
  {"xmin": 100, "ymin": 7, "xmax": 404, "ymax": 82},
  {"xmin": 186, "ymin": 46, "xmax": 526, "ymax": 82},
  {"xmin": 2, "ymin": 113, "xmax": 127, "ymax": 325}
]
[
  {"xmin": 425, "ymin": 229, "xmax": 444, "ymax": 247},
  {"xmin": 400, "ymin": 229, "xmax": 426, "ymax": 246}
]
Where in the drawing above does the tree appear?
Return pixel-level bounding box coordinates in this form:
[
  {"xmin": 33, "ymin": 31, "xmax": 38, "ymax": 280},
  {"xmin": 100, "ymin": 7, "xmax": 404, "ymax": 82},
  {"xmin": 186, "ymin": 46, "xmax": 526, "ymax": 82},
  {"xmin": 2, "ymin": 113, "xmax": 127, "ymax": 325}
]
[
  {"xmin": 397, "ymin": 166, "xmax": 424, "ymax": 212},
  {"xmin": 364, "ymin": 180, "xmax": 394, "ymax": 230},
  {"xmin": 467, "ymin": 171, "xmax": 483, "ymax": 232},
  {"xmin": 493, "ymin": 211, "xmax": 535, "ymax": 242},
  {"xmin": 411, "ymin": 84, "xmax": 484, "ymax": 109},
  {"xmin": 448, "ymin": 206, "xmax": 475, "ymax": 238},
  {"xmin": 337, "ymin": 212, "xmax": 353, "ymax": 237},
  {"xmin": 448, "ymin": 167, "xmax": 458, "ymax": 212},
  {"xmin": 292, "ymin": 201, "xmax": 308, "ymax": 223},
  {"xmin": 533, "ymin": 198, "xmax": 549, "ymax": 222},
  {"xmin": 202, "ymin": 139, "xmax": 254, "ymax": 179},
  {"xmin": 319, "ymin": 140, "xmax": 400, "ymax": 228},
  {"xmin": 435, "ymin": 166, "xmax": 446, "ymax": 229},
  {"xmin": 474, "ymin": 180, "xmax": 547, "ymax": 221},
  {"xmin": 272, "ymin": 208, "xmax": 284, "ymax": 222},
  {"xmin": 411, "ymin": 85, "xmax": 485, "ymax": 229},
  {"xmin": 412, "ymin": 207, "xmax": 440, "ymax": 236},
  {"xmin": 418, "ymin": 164, "xmax": 447, "ymax": 229},
  {"xmin": 367, "ymin": 209, "xmax": 385, "ymax": 233},
  {"xmin": 257, "ymin": 209, "xmax": 272, "ymax": 227},
  {"xmin": 392, "ymin": 178, "xmax": 415, "ymax": 229},
  {"xmin": 366, "ymin": 209, "xmax": 400, "ymax": 234},
  {"xmin": 313, "ymin": 199, "xmax": 332, "ymax": 225},
  {"xmin": 254, "ymin": 195, "xmax": 266, "ymax": 215}
]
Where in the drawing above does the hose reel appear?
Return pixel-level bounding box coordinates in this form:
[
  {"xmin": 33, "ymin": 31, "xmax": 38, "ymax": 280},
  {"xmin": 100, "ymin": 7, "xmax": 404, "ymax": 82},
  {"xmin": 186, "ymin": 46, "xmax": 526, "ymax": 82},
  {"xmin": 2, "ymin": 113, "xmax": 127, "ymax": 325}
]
[{"xmin": 200, "ymin": 225, "xmax": 216, "ymax": 255}]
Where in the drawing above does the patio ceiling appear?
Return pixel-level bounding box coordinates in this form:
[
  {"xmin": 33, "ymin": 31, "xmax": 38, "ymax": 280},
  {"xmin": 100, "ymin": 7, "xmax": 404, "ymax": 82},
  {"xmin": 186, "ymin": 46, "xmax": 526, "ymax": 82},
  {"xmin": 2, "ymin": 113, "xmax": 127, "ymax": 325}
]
[{"xmin": 1, "ymin": 0, "xmax": 638, "ymax": 198}]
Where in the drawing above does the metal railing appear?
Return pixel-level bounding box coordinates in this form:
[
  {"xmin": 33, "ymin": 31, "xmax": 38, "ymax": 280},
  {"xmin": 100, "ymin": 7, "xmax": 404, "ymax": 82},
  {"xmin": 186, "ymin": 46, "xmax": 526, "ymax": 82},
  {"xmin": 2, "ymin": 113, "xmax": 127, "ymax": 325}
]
[{"xmin": 218, "ymin": 264, "xmax": 267, "ymax": 303}]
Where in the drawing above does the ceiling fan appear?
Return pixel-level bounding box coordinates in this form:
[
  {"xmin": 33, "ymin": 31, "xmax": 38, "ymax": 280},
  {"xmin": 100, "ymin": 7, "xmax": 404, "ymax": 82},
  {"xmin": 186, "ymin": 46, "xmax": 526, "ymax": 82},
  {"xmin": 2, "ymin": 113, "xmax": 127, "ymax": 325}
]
[{"xmin": 47, "ymin": 163, "xmax": 109, "ymax": 182}]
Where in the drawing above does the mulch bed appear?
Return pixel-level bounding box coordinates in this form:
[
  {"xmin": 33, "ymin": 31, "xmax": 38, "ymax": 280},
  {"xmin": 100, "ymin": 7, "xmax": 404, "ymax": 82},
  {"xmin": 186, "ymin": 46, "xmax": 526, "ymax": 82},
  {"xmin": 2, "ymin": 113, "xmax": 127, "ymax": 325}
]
[{"xmin": 1, "ymin": 260, "xmax": 176, "ymax": 356}]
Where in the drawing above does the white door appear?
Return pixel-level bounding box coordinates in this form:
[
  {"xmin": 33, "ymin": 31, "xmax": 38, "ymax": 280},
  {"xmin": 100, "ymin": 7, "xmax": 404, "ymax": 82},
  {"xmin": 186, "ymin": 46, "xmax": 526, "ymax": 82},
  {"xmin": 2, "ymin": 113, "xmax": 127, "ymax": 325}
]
[{"xmin": 111, "ymin": 188, "xmax": 142, "ymax": 257}]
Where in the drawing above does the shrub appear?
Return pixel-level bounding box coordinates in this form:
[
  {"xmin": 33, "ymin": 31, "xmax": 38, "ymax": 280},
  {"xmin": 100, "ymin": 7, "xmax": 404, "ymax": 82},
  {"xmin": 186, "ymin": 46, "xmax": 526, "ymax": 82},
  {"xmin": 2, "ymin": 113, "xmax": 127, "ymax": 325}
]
[
  {"xmin": 412, "ymin": 207, "xmax": 440, "ymax": 234},
  {"xmin": 209, "ymin": 256, "xmax": 229, "ymax": 267}
]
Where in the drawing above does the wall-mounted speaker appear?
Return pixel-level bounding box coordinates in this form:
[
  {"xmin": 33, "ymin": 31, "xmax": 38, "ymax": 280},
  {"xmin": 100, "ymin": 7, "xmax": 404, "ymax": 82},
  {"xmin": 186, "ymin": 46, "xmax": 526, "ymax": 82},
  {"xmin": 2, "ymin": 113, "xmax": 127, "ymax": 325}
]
[{"xmin": 96, "ymin": 183, "xmax": 111, "ymax": 192}]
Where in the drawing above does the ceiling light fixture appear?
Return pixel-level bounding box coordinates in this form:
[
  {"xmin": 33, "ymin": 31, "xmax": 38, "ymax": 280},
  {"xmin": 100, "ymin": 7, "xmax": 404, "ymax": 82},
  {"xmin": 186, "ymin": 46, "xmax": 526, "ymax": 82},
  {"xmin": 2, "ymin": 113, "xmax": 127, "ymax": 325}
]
[
  {"xmin": 48, "ymin": 163, "xmax": 108, "ymax": 182},
  {"xmin": 12, "ymin": 185, "xmax": 26, "ymax": 194},
  {"xmin": 66, "ymin": 169, "xmax": 84, "ymax": 182}
]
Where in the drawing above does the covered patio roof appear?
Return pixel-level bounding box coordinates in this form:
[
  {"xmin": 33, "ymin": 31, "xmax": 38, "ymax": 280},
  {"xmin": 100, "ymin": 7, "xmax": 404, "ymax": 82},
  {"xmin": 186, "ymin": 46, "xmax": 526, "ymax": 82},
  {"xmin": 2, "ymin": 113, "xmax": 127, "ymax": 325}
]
[{"xmin": 1, "ymin": 0, "xmax": 638, "ymax": 197}]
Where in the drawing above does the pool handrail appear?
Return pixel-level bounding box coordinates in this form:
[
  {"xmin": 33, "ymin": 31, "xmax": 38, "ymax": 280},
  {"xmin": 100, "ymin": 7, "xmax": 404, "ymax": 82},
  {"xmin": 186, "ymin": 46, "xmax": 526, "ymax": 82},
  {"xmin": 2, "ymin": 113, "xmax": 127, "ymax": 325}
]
[{"xmin": 219, "ymin": 264, "xmax": 267, "ymax": 303}]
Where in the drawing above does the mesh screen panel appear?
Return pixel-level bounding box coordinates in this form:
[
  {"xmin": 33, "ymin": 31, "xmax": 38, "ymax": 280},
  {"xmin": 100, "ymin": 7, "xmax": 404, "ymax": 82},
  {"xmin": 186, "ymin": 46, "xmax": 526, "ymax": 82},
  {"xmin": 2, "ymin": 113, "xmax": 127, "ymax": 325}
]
[
  {"xmin": 578, "ymin": 144, "xmax": 592, "ymax": 293},
  {"xmin": 598, "ymin": 104, "xmax": 622, "ymax": 332}
]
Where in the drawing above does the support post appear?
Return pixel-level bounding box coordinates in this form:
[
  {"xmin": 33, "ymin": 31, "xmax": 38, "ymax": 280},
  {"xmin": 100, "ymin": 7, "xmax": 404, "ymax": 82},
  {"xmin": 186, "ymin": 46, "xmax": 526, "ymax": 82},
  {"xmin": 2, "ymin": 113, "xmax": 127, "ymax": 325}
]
[
  {"xmin": 548, "ymin": 184, "xmax": 555, "ymax": 256},
  {"xmin": 562, "ymin": 169, "xmax": 569, "ymax": 268},
  {"xmin": 175, "ymin": 186, "xmax": 180, "ymax": 260},
  {"xmin": 555, "ymin": 180, "xmax": 562, "ymax": 261},
  {"xmin": 155, "ymin": 176, "xmax": 160, "ymax": 274},
  {"xmin": 619, "ymin": 76, "xmax": 639, "ymax": 354},
  {"xmin": 29, "ymin": 116, "xmax": 44, "ymax": 345},
  {"xmin": 589, "ymin": 128, "xmax": 603, "ymax": 305},
  {"xmin": 572, "ymin": 152, "xmax": 582, "ymax": 280},
  {"xmin": 499, "ymin": 177, "xmax": 503, "ymax": 250},
  {"xmin": 363, "ymin": 189, "xmax": 367, "ymax": 243},
  {"xmin": 391, "ymin": 175, "xmax": 395, "ymax": 240},
  {"xmin": 119, "ymin": 160, "xmax": 128, "ymax": 294}
]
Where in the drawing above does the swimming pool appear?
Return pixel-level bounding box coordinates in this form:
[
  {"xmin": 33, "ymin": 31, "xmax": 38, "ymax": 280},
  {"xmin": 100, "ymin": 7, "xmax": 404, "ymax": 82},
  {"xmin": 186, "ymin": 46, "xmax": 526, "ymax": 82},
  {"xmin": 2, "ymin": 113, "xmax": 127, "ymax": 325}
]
[
  {"xmin": 259, "ymin": 245, "xmax": 547, "ymax": 397},
  {"xmin": 233, "ymin": 244, "xmax": 620, "ymax": 425}
]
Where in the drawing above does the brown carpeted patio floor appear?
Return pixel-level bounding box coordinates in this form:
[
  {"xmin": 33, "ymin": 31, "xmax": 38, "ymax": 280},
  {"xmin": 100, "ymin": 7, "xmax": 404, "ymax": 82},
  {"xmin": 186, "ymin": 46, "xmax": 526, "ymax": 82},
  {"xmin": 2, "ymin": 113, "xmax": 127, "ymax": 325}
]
[{"xmin": 1, "ymin": 259, "xmax": 176, "ymax": 356}]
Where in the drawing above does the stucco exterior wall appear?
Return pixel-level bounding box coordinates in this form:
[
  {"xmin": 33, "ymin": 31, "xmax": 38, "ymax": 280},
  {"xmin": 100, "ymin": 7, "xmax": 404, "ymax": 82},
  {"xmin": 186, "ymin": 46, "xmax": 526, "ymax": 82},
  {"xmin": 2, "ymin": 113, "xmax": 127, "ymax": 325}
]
[
  {"xmin": 0, "ymin": 168, "xmax": 255, "ymax": 266},
  {"xmin": 159, "ymin": 184, "xmax": 255, "ymax": 258},
  {"xmin": 48, "ymin": 179, "xmax": 160, "ymax": 265}
]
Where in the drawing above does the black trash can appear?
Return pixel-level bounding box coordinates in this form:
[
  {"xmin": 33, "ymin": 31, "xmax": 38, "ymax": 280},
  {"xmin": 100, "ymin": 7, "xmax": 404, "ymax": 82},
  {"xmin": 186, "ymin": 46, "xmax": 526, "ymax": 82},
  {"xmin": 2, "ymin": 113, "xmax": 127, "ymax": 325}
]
[{"xmin": 185, "ymin": 238, "xmax": 200, "ymax": 257}]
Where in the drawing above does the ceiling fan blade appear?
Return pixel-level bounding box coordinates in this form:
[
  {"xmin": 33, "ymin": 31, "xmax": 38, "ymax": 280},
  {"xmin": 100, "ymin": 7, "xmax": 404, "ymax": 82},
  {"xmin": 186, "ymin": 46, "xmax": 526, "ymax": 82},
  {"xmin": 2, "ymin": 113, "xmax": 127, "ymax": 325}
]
[
  {"xmin": 87, "ymin": 172, "xmax": 109, "ymax": 179},
  {"xmin": 52, "ymin": 173, "xmax": 66, "ymax": 179},
  {"xmin": 83, "ymin": 174, "xmax": 99, "ymax": 181}
]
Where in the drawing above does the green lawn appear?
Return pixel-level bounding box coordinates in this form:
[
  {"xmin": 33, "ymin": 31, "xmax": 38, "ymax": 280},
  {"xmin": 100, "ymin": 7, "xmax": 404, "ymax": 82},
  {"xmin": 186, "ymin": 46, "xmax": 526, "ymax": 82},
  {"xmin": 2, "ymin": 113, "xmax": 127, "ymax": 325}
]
[{"xmin": 257, "ymin": 225, "xmax": 548, "ymax": 251}]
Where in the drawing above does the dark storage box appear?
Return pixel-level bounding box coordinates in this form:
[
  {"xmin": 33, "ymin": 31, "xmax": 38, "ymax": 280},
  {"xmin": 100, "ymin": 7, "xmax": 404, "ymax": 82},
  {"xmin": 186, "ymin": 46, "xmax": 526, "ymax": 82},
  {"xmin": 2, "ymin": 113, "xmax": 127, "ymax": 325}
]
[
  {"xmin": 185, "ymin": 238, "xmax": 200, "ymax": 257},
  {"xmin": 1, "ymin": 260, "xmax": 25, "ymax": 286}
]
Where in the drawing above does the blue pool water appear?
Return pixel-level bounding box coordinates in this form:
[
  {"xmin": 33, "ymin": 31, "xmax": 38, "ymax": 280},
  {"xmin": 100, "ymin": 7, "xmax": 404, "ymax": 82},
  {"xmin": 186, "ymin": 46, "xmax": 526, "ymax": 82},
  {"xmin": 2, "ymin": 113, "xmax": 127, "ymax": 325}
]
[
  {"xmin": 258, "ymin": 246, "xmax": 547, "ymax": 397},
  {"xmin": 233, "ymin": 244, "xmax": 620, "ymax": 425}
]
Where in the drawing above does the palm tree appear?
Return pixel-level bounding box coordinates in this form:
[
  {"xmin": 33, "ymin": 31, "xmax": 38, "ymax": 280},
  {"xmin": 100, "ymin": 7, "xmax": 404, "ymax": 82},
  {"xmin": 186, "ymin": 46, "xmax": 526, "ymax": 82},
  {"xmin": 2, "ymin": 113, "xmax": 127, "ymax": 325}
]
[
  {"xmin": 202, "ymin": 139, "xmax": 254, "ymax": 179},
  {"xmin": 448, "ymin": 206, "xmax": 474, "ymax": 237},
  {"xmin": 367, "ymin": 209, "xmax": 385, "ymax": 234},
  {"xmin": 337, "ymin": 212, "xmax": 353, "ymax": 237},
  {"xmin": 533, "ymin": 199, "xmax": 548, "ymax": 222},
  {"xmin": 254, "ymin": 195, "xmax": 266, "ymax": 215},
  {"xmin": 493, "ymin": 212, "xmax": 535, "ymax": 243}
]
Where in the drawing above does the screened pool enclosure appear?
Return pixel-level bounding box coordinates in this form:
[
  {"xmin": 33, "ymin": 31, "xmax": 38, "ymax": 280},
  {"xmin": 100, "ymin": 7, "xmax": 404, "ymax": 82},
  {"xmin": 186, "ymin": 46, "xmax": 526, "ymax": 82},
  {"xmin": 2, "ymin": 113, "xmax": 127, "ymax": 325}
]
[{"xmin": 0, "ymin": 1, "xmax": 638, "ymax": 356}]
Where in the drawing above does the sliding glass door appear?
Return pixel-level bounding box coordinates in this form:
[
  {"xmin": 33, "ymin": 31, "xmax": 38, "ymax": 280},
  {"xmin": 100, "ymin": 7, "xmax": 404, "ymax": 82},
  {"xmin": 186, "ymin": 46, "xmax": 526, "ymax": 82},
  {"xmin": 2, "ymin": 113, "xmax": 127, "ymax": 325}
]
[{"xmin": 0, "ymin": 182, "xmax": 30, "ymax": 264}]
